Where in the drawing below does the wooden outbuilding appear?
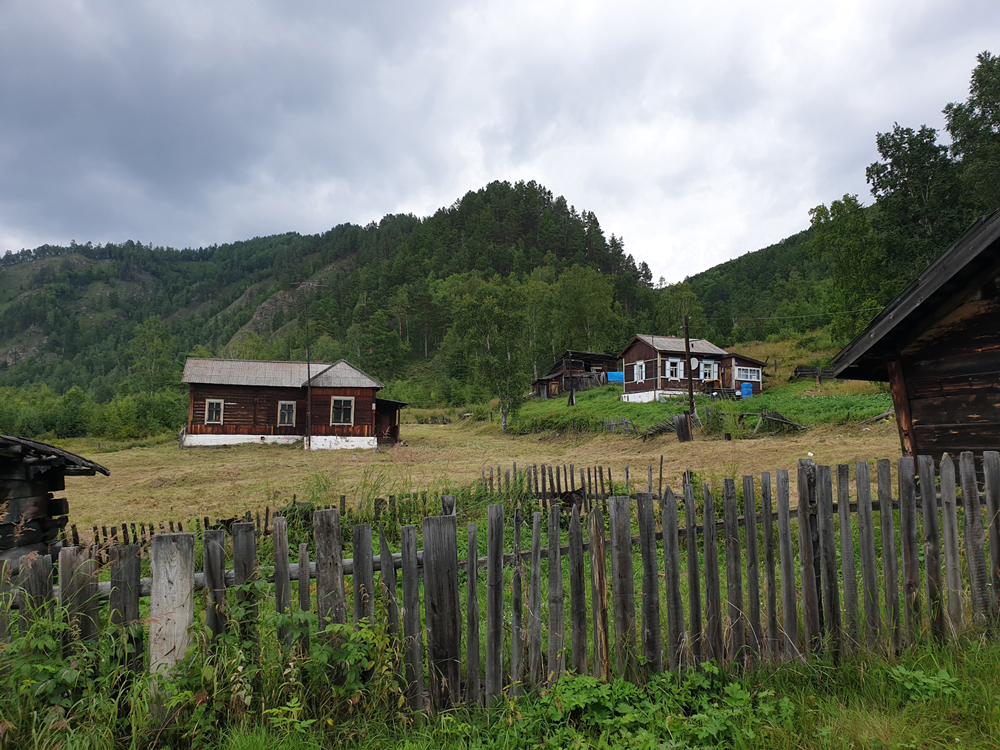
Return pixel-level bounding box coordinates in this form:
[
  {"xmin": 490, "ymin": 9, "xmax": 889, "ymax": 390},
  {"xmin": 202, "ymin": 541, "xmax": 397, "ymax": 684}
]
[
  {"xmin": 530, "ymin": 350, "xmax": 620, "ymax": 399},
  {"xmin": 1, "ymin": 436, "xmax": 109, "ymax": 570},
  {"xmin": 181, "ymin": 358, "xmax": 404, "ymax": 449},
  {"xmin": 831, "ymin": 210, "xmax": 1000, "ymax": 457}
]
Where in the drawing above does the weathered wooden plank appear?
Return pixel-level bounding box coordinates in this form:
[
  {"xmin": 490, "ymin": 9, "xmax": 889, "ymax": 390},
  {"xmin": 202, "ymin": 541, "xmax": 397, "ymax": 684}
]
[
  {"xmin": 877, "ymin": 459, "xmax": 901, "ymax": 655},
  {"xmin": 109, "ymin": 544, "xmax": 141, "ymax": 673},
  {"xmin": 898, "ymin": 457, "xmax": 920, "ymax": 646},
  {"xmin": 637, "ymin": 492, "xmax": 663, "ymax": 674},
  {"xmin": 761, "ymin": 472, "xmax": 778, "ymax": 659},
  {"xmin": 682, "ymin": 480, "xmax": 703, "ymax": 664},
  {"xmin": 60, "ymin": 546, "xmax": 99, "ymax": 642},
  {"xmin": 379, "ymin": 524, "xmax": 399, "ymax": 639},
  {"xmin": 232, "ymin": 522, "xmax": 258, "ymax": 641},
  {"xmin": 661, "ymin": 488, "xmax": 685, "ymax": 672},
  {"xmin": 918, "ymin": 454, "xmax": 946, "ymax": 643},
  {"xmin": 315, "ymin": 508, "xmax": 346, "ymax": 632},
  {"xmin": 855, "ymin": 462, "xmax": 881, "ymax": 650},
  {"xmin": 422, "ymin": 515, "xmax": 461, "ymax": 711},
  {"xmin": 511, "ymin": 507, "xmax": 524, "ymax": 695},
  {"xmin": 353, "ymin": 524, "xmax": 375, "ymax": 626},
  {"xmin": 797, "ymin": 461, "xmax": 821, "ymax": 654},
  {"xmin": 776, "ymin": 470, "xmax": 799, "ymax": 660},
  {"xmin": 401, "ymin": 525, "xmax": 424, "ymax": 712},
  {"xmin": 548, "ymin": 505, "xmax": 565, "ymax": 682},
  {"xmin": 703, "ymin": 484, "xmax": 725, "ymax": 664},
  {"xmin": 149, "ymin": 534, "xmax": 194, "ymax": 678},
  {"xmin": 959, "ymin": 452, "xmax": 990, "ymax": 622},
  {"xmin": 486, "ymin": 505, "xmax": 504, "ymax": 701},
  {"xmin": 202, "ymin": 529, "xmax": 226, "ymax": 640},
  {"xmin": 297, "ymin": 543, "xmax": 310, "ymax": 653},
  {"xmin": 466, "ymin": 523, "xmax": 481, "ymax": 705},
  {"xmin": 939, "ymin": 454, "xmax": 963, "ymax": 638},
  {"xmin": 528, "ymin": 512, "xmax": 543, "ymax": 686},
  {"xmin": 837, "ymin": 464, "xmax": 859, "ymax": 649},
  {"xmin": 742, "ymin": 476, "xmax": 762, "ymax": 661},
  {"xmin": 589, "ymin": 508, "xmax": 611, "ymax": 680},
  {"xmin": 723, "ymin": 479, "xmax": 745, "ymax": 667},
  {"xmin": 983, "ymin": 451, "xmax": 1000, "ymax": 622},
  {"xmin": 609, "ymin": 496, "xmax": 638, "ymax": 681},
  {"xmin": 273, "ymin": 517, "xmax": 292, "ymax": 648},
  {"xmin": 816, "ymin": 465, "xmax": 842, "ymax": 662},
  {"xmin": 568, "ymin": 505, "xmax": 587, "ymax": 676}
]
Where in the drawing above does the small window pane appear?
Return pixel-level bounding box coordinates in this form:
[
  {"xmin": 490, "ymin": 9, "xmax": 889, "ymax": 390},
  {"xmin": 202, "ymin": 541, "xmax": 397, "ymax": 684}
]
[
  {"xmin": 331, "ymin": 399, "xmax": 353, "ymax": 424},
  {"xmin": 279, "ymin": 402, "xmax": 296, "ymax": 426},
  {"xmin": 206, "ymin": 400, "xmax": 223, "ymax": 424}
]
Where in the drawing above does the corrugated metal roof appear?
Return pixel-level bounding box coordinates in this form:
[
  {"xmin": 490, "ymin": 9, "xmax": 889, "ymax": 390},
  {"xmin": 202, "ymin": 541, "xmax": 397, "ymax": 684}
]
[
  {"xmin": 181, "ymin": 358, "xmax": 383, "ymax": 389},
  {"xmin": 633, "ymin": 334, "xmax": 728, "ymax": 356}
]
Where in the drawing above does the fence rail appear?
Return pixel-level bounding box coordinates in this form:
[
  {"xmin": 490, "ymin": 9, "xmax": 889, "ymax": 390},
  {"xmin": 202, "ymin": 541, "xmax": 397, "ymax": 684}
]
[{"xmin": 4, "ymin": 450, "xmax": 1000, "ymax": 712}]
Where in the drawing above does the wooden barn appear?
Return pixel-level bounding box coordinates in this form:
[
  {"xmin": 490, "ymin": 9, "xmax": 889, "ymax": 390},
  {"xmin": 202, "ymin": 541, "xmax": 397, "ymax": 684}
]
[
  {"xmin": 831, "ymin": 209, "xmax": 1000, "ymax": 457},
  {"xmin": 181, "ymin": 358, "xmax": 404, "ymax": 450},
  {"xmin": 1, "ymin": 436, "xmax": 108, "ymax": 570},
  {"xmin": 530, "ymin": 350, "xmax": 620, "ymax": 399}
]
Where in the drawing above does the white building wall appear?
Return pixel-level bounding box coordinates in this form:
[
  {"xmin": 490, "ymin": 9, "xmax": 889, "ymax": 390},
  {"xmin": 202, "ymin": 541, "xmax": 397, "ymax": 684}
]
[{"xmin": 181, "ymin": 433, "xmax": 376, "ymax": 450}]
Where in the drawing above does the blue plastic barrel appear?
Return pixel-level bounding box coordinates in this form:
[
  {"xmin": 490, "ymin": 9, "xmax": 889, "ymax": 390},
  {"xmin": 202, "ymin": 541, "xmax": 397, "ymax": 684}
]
[{"xmin": 741, "ymin": 382, "xmax": 753, "ymax": 399}]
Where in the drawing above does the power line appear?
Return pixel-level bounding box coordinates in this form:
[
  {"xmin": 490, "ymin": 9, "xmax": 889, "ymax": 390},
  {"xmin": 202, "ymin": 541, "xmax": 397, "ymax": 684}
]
[{"xmin": 754, "ymin": 307, "xmax": 881, "ymax": 322}]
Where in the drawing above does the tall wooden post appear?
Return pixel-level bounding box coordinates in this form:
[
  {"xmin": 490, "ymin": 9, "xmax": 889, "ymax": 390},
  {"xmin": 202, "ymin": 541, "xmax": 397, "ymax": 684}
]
[{"xmin": 684, "ymin": 315, "xmax": 696, "ymax": 426}]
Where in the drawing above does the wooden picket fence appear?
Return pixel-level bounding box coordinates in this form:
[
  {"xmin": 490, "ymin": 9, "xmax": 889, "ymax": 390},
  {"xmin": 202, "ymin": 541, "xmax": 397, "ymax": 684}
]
[{"xmin": 4, "ymin": 450, "xmax": 1000, "ymax": 713}]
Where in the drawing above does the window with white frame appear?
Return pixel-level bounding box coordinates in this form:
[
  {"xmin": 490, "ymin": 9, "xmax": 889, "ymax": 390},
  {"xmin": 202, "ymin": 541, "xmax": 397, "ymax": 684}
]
[
  {"xmin": 666, "ymin": 359, "xmax": 680, "ymax": 379},
  {"xmin": 700, "ymin": 360, "xmax": 719, "ymax": 381},
  {"xmin": 634, "ymin": 361, "xmax": 646, "ymax": 382},
  {"xmin": 205, "ymin": 399, "xmax": 224, "ymax": 424},
  {"xmin": 278, "ymin": 401, "xmax": 296, "ymax": 426},
  {"xmin": 330, "ymin": 397, "xmax": 354, "ymax": 425},
  {"xmin": 736, "ymin": 366, "xmax": 762, "ymax": 382}
]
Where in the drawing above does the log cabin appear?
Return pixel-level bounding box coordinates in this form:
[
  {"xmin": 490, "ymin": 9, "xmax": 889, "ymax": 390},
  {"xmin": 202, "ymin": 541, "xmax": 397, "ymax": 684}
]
[
  {"xmin": 530, "ymin": 350, "xmax": 620, "ymax": 399},
  {"xmin": 831, "ymin": 209, "xmax": 1000, "ymax": 458},
  {"xmin": 181, "ymin": 358, "xmax": 404, "ymax": 449},
  {"xmin": 619, "ymin": 334, "xmax": 765, "ymax": 402}
]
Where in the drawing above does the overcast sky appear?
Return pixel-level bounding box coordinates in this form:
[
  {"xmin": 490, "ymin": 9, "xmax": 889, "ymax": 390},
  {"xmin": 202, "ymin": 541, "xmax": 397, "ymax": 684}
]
[{"xmin": 1, "ymin": 1, "xmax": 996, "ymax": 283}]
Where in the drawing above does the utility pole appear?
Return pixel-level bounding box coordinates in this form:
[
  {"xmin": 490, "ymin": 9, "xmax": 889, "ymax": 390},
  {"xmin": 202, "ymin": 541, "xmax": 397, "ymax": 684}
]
[
  {"xmin": 683, "ymin": 314, "xmax": 696, "ymax": 436},
  {"xmin": 296, "ymin": 281, "xmax": 327, "ymax": 452}
]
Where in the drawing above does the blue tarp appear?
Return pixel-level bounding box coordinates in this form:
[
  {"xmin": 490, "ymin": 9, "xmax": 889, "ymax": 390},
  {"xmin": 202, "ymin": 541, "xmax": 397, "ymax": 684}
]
[{"xmin": 607, "ymin": 371, "xmax": 624, "ymax": 384}]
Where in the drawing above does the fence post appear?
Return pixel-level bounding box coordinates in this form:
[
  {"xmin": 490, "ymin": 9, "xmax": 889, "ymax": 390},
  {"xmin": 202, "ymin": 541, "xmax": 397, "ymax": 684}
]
[
  {"xmin": 609, "ymin": 496, "xmax": 638, "ymax": 682},
  {"xmin": 315, "ymin": 508, "xmax": 346, "ymax": 632},
  {"xmin": 838, "ymin": 464, "xmax": 859, "ymax": 649},
  {"xmin": 918, "ymin": 455, "xmax": 946, "ymax": 644},
  {"xmin": 568, "ymin": 505, "xmax": 587, "ymax": 676},
  {"xmin": 703, "ymin": 485, "xmax": 724, "ymax": 664},
  {"xmin": 273, "ymin": 517, "xmax": 292, "ymax": 648},
  {"xmin": 898, "ymin": 457, "xmax": 920, "ymax": 646},
  {"xmin": 816, "ymin": 466, "xmax": 842, "ymax": 663},
  {"xmin": 983, "ymin": 451, "xmax": 1000, "ymax": 622},
  {"xmin": 110, "ymin": 544, "xmax": 142, "ymax": 671},
  {"xmin": 637, "ymin": 492, "xmax": 663, "ymax": 674},
  {"xmin": 486, "ymin": 505, "xmax": 504, "ymax": 703},
  {"xmin": 423, "ymin": 515, "xmax": 461, "ymax": 711},
  {"xmin": 939, "ymin": 455, "xmax": 963, "ymax": 638},
  {"xmin": 742, "ymin": 476, "xmax": 762, "ymax": 662},
  {"xmin": 856, "ymin": 462, "xmax": 881, "ymax": 649},
  {"xmin": 401, "ymin": 525, "xmax": 424, "ymax": 712},
  {"xmin": 722, "ymin": 479, "xmax": 745, "ymax": 667},
  {"xmin": 588, "ymin": 508, "xmax": 611, "ymax": 681},
  {"xmin": 203, "ymin": 529, "xmax": 227, "ymax": 641},
  {"xmin": 776, "ymin": 470, "xmax": 800, "ymax": 660},
  {"xmin": 149, "ymin": 534, "xmax": 194, "ymax": 679},
  {"xmin": 528, "ymin": 512, "xmax": 543, "ymax": 686},
  {"xmin": 378, "ymin": 524, "xmax": 400, "ymax": 639},
  {"xmin": 232, "ymin": 522, "xmax": 258, "ymax": 642},
  {"xmin": 684, "ymin": 481, "xmax": 703, "ymax": 664},
  {"xmin": 353, "ymin": 525, "xmax": 375, "ymax": 626},
  {"xmin": 511, "ymin": 507, "xmax": 524, "ymax": 695},
  {"xmin": 297, "ymin": 543, "xmax": 311, "ymax": 653},
  {"xmin": 877, "ymin": 459, "xmax": 901, "ymax": 654},
  {"xmin": 59, "ymin": 546, "xmax": 99, "ymax": 642},
  {"xmin": 960, "ymin": 451, "xmax": 990, "ymax": 621},
  {"xmin": 548, "ymin": 505, "xmax": 565, "ymax": 683},
  {"xmin": 797, "ymin": 461, "xmax": 822, "ymax": 653},
  {"xmin": 661, "ymin": 488, "xmax": 684, "ymax": 672},
  {"xmin": 466, "ymin": 523, "xmax": 481, "ymax": 705},
  {"xmin": 761, "ymin": 472, "xmax": 778, "ymax": 659}
]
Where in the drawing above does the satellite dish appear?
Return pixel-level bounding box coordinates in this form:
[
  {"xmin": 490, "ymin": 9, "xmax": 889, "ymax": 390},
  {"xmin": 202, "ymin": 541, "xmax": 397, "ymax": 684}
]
[{"xmin": 689, "ymin": 357, "xmax": 700, "ymax": 369}]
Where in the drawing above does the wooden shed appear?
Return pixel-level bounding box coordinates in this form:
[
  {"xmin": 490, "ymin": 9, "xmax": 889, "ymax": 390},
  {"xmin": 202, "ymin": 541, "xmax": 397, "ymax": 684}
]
[
  {"xmin": 530, "ymin": 350, "xmax": 620, "ymax": 399},
  {"xmin": 831, "ymin": 210, "xmax": 1000, "ymax": 457},
  {"xmin": 181, "ymin": 358, "xmax": 404, "ymax": 450},
  {"xmin": 1, "ymin": 436, "xmax": 109, "ymax": 571}
]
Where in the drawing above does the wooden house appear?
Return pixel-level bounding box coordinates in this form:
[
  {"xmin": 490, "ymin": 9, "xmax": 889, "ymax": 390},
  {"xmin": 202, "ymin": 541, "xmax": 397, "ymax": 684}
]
[
  {"xmin": 1, "ymin": 436, "xmax": 108, "ymax": 570},
  {"xmin": 618, "ymin": 334, "xmax": 765, "ymax": 402},
  {"xmin": 181, "ymin": 358, "xmax": 404, "ymax": 449},
  {"xmin": 831, "ymin": 210, "xmax": 1000, "ymax": 457},
  {"xmin": 531, "ymin": 350, "xmax": 620, "ymax": 399}
]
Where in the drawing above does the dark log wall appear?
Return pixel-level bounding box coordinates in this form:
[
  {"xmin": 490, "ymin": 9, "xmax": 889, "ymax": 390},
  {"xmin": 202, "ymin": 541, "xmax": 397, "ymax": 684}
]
[
  {"xmin": 898, "ymin": 289, "xmax": 1000, "ymax": 456},
  {"xmin": 187, "ymin": 384, "xmax": 378, "ymax": 438},
  {"xmin": 622, "ymin": 340, "xmax": 657, "ymax": 394}
]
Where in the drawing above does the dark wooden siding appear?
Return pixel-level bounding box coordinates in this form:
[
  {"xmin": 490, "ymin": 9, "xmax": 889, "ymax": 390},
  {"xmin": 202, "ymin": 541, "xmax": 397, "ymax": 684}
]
[
  {"xmin": 622, "ymin": 339, "xmax": 656, "ymax": 394},
  {"xmin": 898, "ymin": 293, "xmax": 1000, "ymax": 456},
  {"xmin": 187, "ymin": 384, "xmax": 378, "ymax": 438}
]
